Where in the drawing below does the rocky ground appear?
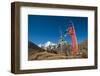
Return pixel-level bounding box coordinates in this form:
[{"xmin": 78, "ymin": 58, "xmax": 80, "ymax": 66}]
[{"xmin": 28, "ymin": 40, "xmax": 88, "ymax": 60}]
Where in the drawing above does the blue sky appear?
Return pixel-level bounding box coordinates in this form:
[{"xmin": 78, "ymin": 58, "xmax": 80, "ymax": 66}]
[{"xmin": 28, "ymin": 15, "xmax": 88, "ymax": 45}]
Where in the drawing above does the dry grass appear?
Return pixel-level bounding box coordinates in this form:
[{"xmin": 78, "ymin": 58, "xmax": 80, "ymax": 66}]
[
  {"xmin": 28, "ymin": 51, "xmax": 67, "ymax": 60},
  {"xmin": 28, "ymin": 40, "xmax": 88, "ymax": 60},
  {"xmin": 28, "ymin": 50, "xmax": 87, "ymax": 60}
]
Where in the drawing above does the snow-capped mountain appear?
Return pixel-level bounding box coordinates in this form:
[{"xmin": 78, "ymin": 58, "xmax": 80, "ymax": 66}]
[
  {"xmin": 38, "ymin": 41, "xmax": 57, "ymax": 50},
  {"xmin": 44, "ymin": 41, "xmax": 56, "ymax": 47},
  {"xmin": 38, "ymin": 41, "xmax": 56, "ymax": 47}
]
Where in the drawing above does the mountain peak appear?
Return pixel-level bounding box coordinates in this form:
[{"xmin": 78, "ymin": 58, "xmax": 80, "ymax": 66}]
[
  {"xmin": 38, "ymin": 41, "xmax": 56, "ymax": 48},
  {"xmin": 44, "ymin": 41, "xmax": 56, "ymax": 47}
]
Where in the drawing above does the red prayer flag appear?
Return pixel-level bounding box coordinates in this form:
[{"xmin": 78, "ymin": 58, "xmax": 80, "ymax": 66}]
[{"xmin": 69, "ymin": 23, "xmax": 78, "ymax": 56}]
